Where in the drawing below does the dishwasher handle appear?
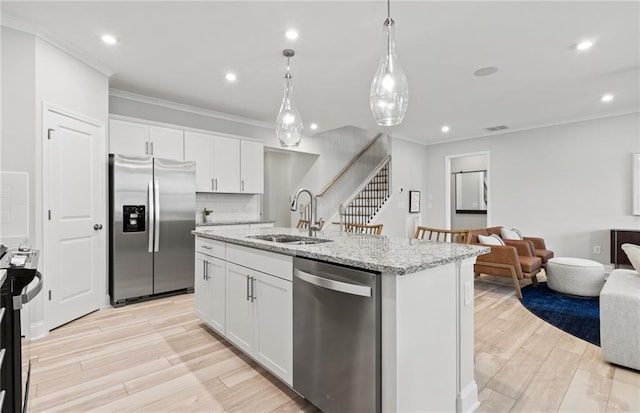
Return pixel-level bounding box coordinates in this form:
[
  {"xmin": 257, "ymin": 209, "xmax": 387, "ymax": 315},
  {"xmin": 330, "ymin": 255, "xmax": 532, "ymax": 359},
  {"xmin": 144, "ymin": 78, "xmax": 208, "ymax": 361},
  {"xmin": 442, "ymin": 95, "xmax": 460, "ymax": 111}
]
[{"xmin": 294, "ymin": 269, "xmax": 372, "ymax": 297}]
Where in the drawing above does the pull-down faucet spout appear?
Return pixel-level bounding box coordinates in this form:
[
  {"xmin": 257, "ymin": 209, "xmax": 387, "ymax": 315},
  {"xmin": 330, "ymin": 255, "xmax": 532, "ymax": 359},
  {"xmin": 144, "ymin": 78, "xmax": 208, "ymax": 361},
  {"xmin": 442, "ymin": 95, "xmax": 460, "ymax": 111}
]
[{"xmin": 290, "ymin": 188, "xmax": 318, "ymax": 237}]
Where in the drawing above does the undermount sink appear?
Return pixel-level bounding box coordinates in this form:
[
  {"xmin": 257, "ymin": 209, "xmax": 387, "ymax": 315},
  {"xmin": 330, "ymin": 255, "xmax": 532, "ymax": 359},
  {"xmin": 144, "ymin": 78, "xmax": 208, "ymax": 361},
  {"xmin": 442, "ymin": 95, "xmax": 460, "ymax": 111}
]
[{"xmin": 248, "ymin": 234, "xmax": 333, "ymax": 245}]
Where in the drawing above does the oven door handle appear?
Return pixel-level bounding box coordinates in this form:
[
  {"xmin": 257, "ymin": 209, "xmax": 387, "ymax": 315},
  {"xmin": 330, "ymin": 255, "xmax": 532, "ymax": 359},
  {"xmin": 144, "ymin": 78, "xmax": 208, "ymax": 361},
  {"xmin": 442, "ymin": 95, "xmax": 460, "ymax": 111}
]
[
  {"xmin": 13, "ymin": 272, "xmax": 43, "ymax": 309},
  {"xmin": 294, "ymin": 269, "xmax": 371, "ymax": 297}
]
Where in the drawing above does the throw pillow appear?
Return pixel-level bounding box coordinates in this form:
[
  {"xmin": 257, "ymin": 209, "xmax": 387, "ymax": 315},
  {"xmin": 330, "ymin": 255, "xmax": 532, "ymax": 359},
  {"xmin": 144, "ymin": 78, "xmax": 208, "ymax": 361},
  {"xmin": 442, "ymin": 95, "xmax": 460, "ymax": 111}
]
[
  {"xmin": 501, "ymin": 227, "xmax": 523, "ymax": 240},
  {"xmin": 478, "ymin": 234, "xmax": 505, "ymax": 246},
  {"xmin": 621, "ymin": 243, "xmax": 640, "ymax": 274}
]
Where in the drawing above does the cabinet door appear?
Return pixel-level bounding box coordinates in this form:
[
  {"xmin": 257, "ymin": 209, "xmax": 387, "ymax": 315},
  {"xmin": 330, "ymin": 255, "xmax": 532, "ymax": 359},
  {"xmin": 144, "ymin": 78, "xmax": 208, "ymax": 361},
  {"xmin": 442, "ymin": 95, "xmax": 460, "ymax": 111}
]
[
  {"xmin": 109, "ymin": 119, "xmax": 149, "ymax": 156},
  {"xmin": 149, "ymin": 126, "xmax": 184, "ymax": 160},
  {"xmin": 213, "ymin": 136, "xmax": 240, "ymax": 193},
  {"xmin": 208, "ymin": 257, "xmax": 226, "ymax": 335},
  {"xmin": 240, "ymin": 141, "xmax": 264, "ymax": 193},
  {"xmin": 194, "ymin": 253, "xmax": 210, "ymax": 323},
  {"xmin": 184, "ymin": 131, "xmax": 215, "ymax": 192},
  {"xmin": 225, "ymin": 262, "xmax": 254, "ymax": 354},
  {"xmin": 253, "ymin": 272, "xmax": 293, "ymax": 385}
]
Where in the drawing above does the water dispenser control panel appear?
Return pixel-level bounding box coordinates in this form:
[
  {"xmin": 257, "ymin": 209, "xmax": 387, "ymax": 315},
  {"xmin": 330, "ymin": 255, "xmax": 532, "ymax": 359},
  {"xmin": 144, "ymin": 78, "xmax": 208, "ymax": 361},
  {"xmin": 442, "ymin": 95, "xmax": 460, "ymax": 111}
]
[{"xmin": 123, "ymin": 205, "xmax": 146, "ymax": 233}]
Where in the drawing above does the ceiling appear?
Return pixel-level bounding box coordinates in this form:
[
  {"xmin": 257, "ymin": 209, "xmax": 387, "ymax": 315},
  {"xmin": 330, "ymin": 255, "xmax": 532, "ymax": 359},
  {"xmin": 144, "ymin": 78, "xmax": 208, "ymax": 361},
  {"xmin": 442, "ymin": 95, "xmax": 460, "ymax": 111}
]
[{"xmin": 2, "ymin": 1, "xmax": 639, "ymax": 145}]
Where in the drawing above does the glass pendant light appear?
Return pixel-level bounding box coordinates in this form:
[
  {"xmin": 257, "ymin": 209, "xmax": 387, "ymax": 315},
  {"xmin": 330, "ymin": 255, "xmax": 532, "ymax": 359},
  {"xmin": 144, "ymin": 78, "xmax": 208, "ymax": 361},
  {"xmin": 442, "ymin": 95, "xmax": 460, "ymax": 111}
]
[
  {"xmin": 370, "ymin": 0, "xmax": 409, "ymax": 126},
  {"xmin": 276, "ymin": 49, "xmax": 303, "ymax": 148}
]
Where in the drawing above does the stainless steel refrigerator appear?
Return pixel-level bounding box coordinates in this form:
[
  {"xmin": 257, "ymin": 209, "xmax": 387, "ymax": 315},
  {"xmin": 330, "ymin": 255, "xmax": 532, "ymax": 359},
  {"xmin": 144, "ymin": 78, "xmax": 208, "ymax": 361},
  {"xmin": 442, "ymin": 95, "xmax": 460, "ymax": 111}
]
[{"xmin": 109, "ymin": 154, "xmax": 195, "ymax": 307}]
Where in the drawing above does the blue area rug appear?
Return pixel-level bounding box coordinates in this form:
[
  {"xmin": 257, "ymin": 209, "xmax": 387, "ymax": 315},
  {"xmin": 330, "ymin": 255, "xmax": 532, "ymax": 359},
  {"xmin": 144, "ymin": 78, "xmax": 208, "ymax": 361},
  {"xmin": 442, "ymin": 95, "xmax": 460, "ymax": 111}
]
[{"xmin": 520, "ymin": 282, "xmax": 600, "ymax": 346}]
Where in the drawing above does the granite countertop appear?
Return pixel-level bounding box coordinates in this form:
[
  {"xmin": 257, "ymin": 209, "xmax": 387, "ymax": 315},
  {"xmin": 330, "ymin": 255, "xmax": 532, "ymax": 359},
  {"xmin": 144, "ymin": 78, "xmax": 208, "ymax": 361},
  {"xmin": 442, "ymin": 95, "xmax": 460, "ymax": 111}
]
[
  {"xmin": 192, "ymin": 226, "xmax": 490, "ymax": 275},
  {"xmin": 196, "ymin": 220, "xmax": 276, "ymax": 227}
]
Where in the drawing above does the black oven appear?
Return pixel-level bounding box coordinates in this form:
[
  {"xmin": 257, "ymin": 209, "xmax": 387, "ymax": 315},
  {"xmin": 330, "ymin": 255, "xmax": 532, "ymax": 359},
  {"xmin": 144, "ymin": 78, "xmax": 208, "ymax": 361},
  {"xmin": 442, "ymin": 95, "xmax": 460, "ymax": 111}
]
[{"xmin": 0, "ymin": 244, "xmax": 43, "ymax": 413}]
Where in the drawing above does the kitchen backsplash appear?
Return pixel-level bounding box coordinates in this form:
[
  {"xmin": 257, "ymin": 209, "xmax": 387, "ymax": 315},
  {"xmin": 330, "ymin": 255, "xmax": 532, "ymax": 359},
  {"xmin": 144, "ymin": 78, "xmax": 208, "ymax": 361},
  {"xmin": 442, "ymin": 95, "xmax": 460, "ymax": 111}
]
[{"xmin": 195, "ymin": 193, "xmax": 261, "ymax": 223}]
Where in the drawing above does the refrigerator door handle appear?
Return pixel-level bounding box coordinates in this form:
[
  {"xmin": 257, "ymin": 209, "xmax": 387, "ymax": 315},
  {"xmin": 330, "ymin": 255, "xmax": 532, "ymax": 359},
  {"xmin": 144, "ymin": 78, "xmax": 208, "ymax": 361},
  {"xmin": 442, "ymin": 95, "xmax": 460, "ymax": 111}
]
[
  {"xmin": 154, "ymin": 180, "xmax": 160, "ymax": 252},
  {"xmin": 148, "ymin": 180, "xmax": 154, "ymax": 253}
]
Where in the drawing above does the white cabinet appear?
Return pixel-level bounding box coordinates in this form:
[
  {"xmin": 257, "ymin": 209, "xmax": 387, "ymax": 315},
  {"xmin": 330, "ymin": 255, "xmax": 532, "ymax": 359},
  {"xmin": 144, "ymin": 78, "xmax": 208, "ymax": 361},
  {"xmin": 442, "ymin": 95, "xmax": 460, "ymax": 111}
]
[
  {"xmin": 253, "ymin": 270, "xmax": 292, "ymax": 382},
  {"xmin": 184, "ymin": 131, "xmax": 263, "ymax": 194},
  {"xmin": 185, "ymin": 132, "xmax": 240, "ymax": 193},
  {"xmin": 194, "ymin": 238, "xmax": 226, "ymax": 335},
  {"xmin": 225, "ymin": 262, "xmax": 257, "ymax": 354},
  {"xmin": 225, "ymin": 262, "xmax": 293, "ymax": 385},
  {"xmin": 109, "ymin": 119, "xmax": 184, "ymax": 160},
  {"xmin": 213, "ymin": 136, "xmax": 241, "ymax": 193},
  {"xmin": 194, "ymin": 238, "xmax": 292, "ymax": 385},
  {"xmin": 194, "ymin": 253, "xmax": 210, "ymax": 323},
  {"xmin": 184, "ymin": 131, "xmax": 215, "ymax": 192},
  {"xmin": 240, "ymin": 141, "xmax": 264, "ymax": 193},
  {"xmin": 109, "ymin": 119, "xmax": 148, "ymax": 156},
  {"xmin": 149, "ymin": 125, "xmax": 184, "ymax": 159}
]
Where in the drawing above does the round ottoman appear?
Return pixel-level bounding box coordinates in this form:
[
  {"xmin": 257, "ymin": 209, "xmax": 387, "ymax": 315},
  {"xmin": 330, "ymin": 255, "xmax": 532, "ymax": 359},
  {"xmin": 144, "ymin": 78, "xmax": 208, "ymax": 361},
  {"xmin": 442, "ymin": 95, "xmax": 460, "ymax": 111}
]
[{"xmin": 546, "ymin": 257, "xmax": 605, "ymax": 297}]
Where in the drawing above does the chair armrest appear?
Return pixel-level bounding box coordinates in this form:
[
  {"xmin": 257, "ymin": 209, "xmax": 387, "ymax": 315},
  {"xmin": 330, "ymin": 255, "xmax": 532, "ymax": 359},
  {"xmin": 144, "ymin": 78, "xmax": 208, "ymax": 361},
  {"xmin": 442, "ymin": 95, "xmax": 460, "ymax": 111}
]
[
  {"xmin": 524, "ymin": 236, "xmax": 547, "ymax": 250},
  {"xmin": 503, "ymin": 239, "xmax": 536, "ymax": 256},
  {"xmin": 476, "ymin": 244, "xmax": 521, "ymax": 266}
]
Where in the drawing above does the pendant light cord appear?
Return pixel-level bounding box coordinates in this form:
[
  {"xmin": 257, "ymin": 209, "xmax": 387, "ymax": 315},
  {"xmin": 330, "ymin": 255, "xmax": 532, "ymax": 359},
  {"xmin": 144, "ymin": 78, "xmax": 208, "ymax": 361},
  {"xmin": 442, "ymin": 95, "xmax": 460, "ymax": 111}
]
[{"xmin": 387, "ymin": 0, "xmax": 391, "ymax": 20}]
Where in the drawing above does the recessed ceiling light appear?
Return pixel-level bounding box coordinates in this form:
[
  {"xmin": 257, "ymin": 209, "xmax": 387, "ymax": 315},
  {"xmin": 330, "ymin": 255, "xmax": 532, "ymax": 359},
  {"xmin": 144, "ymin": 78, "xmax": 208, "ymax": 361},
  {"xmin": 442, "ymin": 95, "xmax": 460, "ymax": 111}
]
[
  {"xmin": 101, "ymin": 34, "xmax": 117, "ymax": 45},
  {"xmin": 441, "ymin": 125, "xmax": 450, "ymax": 133},
  {"xmin": 225, "ymin": 72, "xmax": 237, "ymax": 82},
  {"xmin": 310, "ymin": 123, "xmax": 318, "ymax": 130},
  {"xmin": 474, "ymin": 66, "xmax": 499, "ymax": 77},
  {"xmin": 601, "ymin": 94, "xmax": 614, "ymax": 103},
  {"xmin": 576, "ymin": 40, "xmax": 594, "ymax": 51},
  {"xmin": 285, "ymin": 29, "xmax": 299, "ymax": 40}
]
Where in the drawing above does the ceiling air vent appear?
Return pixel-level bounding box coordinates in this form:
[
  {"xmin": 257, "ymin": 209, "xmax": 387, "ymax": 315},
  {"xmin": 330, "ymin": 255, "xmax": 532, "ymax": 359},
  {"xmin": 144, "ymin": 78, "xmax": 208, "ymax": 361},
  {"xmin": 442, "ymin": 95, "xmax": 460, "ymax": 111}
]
[{"xmin": 485, "ymin": 125, "xmax": 508, "ymax": 132}]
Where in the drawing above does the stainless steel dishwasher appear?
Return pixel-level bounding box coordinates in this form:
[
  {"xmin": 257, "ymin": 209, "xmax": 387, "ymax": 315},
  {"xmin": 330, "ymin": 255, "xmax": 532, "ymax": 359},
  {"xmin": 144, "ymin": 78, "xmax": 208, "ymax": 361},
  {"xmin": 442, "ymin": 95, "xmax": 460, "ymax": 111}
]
[{"xmin": 293, "ymin": 257, "xmax": 381, "ymax": 413}]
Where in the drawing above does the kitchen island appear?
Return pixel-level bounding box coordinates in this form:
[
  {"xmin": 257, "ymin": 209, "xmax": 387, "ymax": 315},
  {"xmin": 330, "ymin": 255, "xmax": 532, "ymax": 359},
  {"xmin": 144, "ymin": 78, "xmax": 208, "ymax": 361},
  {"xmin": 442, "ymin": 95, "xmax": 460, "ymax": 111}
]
[{"xmin": 192, "ymin": 226, "xmax": 489, "ymax": 413}]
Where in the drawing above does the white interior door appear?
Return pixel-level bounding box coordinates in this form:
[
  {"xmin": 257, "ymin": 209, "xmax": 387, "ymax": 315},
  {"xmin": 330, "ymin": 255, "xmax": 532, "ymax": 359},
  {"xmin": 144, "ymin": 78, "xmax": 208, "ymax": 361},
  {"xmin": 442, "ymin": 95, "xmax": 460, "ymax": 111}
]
[{"xmin": 46, "ymin": 108, "xmax": 104, "ymax": 329}]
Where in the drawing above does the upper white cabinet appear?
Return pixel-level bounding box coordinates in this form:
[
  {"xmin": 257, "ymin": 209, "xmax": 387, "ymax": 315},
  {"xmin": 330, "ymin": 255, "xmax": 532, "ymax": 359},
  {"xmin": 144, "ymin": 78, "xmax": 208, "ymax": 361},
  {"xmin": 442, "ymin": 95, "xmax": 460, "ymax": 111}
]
[
  {"xmin": 240, "ymin": 141, "xmax": 264, "ymax": 193},
  {"xmin": 149, "ymin": 125, "xmax": 184, "ymax": 159},
  {"xmin": 109, "ymin": 119, "xmax": 184, "ymax": 160},
  {"xmin": 213, "ymin": 136, "xmax": 241, "ymax": 193},
  {"xmin": 184, "ymin": 131, "xmax": 263, "ymax": 194},
  {"xmin": 184, "ymin": 131, "xmax": 215, "ymax": 192}
]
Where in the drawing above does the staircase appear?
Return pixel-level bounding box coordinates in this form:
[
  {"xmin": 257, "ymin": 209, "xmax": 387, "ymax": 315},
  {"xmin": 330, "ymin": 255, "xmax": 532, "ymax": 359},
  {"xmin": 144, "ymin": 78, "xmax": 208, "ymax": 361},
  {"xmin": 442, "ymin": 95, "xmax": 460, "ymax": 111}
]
[
  {"xmin": 337, "ymin": 156, "xmax": 391, "ymax": 227},
  {"xmin": 297, "ymin": 133, "xmax": 391, "ymax": 229}
]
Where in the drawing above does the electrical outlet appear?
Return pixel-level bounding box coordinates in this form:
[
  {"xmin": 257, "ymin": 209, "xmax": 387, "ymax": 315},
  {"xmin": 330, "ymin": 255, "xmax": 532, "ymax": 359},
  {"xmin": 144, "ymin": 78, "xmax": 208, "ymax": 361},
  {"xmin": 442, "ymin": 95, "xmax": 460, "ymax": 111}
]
[
  {"xmin": 593, "ymin": 245, "xmax": 602, "ymax": 254},
  {"xmin": 464, "ymin": 281, "xmax": 473, "ymax": 306}
]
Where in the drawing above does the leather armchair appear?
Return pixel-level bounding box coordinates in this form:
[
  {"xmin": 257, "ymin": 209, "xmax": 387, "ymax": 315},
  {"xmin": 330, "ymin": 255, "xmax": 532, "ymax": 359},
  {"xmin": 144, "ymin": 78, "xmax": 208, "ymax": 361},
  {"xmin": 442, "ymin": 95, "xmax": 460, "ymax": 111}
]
[
  {"xmin": 523, "ymin": 236, "xmax": 554, "ymax": 267},
  {"xmin": 471, "ymin": 228, "xmax": 542, "ymax": 299}
]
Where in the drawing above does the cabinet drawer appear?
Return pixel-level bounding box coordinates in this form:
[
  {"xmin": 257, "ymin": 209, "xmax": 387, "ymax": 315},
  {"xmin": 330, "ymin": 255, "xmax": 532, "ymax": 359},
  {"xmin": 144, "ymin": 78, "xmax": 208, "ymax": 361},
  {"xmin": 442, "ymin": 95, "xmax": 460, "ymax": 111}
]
[
  {"xmin": 196, "ymin": 238, "xmax": 225, "ymax": 259},
  {"xmin": 226, "ymin": 244, "xmax": 292, "ymax": 281}
]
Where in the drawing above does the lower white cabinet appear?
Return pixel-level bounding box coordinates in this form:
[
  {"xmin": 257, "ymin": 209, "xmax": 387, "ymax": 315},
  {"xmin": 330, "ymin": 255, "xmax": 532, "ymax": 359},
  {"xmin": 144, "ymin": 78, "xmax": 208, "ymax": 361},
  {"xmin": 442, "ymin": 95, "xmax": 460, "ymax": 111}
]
[
  {"xmin": 194, "ymin": 237, "xmax": 292, "ymax": 385},
  {"xmin": 195, "ymin": 252, "xmax": 226, "ymax": 335},
  {"xmin": 225, "ymin": 262, "xmax": 293, "ymax": 385}
]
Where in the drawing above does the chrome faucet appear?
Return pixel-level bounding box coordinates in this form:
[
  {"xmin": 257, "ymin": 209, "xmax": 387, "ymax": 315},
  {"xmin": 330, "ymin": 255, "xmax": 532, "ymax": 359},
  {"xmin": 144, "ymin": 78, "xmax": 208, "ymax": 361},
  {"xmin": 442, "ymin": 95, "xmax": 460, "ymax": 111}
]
[{"xmin": 290, "ymin": 188, "xmax": 320, "ymax": 237}]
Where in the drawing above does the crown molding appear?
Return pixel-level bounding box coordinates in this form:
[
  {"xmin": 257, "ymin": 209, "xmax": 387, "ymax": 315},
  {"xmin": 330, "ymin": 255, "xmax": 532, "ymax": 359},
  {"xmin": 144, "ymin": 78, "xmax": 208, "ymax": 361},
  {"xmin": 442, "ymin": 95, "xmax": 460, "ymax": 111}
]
[
  {"xmin": 426, "ymin": 109, "xmax": 640, "ymax": 146},
  {"xmin": 109, "ymin": 89, "xmax": 275, "ymax": 130},
  {"xmin": 1, "ymin": 14, "xmax": 116, "ymax": 77}
]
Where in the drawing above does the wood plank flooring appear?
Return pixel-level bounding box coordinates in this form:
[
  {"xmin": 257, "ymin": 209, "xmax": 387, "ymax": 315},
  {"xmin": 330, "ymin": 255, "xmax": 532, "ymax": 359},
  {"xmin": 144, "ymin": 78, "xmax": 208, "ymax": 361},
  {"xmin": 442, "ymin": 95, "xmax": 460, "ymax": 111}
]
[{"xmin": 24, "ymin": 274, "xmax": 639, "ymax": 412}]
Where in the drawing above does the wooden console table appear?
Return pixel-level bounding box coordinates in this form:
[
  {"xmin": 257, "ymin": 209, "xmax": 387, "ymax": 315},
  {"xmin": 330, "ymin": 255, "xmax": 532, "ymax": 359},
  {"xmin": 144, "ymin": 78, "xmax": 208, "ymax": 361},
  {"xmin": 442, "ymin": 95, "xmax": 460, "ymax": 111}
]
[{"xmin": 611, "ymin": 229, "xmax": 640, "ymax": 268}]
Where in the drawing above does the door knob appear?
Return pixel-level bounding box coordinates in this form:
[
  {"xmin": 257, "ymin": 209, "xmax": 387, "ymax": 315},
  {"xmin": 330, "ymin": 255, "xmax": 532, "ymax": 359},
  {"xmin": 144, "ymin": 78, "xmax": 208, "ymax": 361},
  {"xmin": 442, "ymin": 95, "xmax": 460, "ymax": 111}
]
[{"xmin": 94, "ymin": 224, "xmax": 103, "ymax": 230}]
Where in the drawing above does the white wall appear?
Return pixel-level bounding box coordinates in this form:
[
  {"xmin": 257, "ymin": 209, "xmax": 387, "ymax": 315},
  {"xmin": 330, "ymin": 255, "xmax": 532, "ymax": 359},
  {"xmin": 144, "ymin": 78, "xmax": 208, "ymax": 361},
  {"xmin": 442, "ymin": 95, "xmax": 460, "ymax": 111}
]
[
  {"xmin": 2, "ymin": 27, "xmax": 109, "ymax": 337},
  {"xmin": 264, "ymin": 150, "xmax": 292, "ymax": 227},
  {"xmin": 426, "ymin": 113, "xmax": 640, "ymax": 263},
  {"xmin": 1, "ymin": 27, "xmax": 36, "ymax": 247},
  {"xmin": 374, "ymin": 137, "xmax": 429, "ymax": 238}
]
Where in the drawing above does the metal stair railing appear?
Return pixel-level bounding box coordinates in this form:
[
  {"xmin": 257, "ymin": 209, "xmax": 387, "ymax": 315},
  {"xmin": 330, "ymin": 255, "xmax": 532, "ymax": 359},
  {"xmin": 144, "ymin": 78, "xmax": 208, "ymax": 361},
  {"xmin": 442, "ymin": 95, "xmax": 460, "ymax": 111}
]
[
  {"xmin": 298, "ymin": 133, "xmax": 388, "ymax": 223},
  {"xmin": 333, "ymin": 155, "xmax": 391, "ymax": 229}
]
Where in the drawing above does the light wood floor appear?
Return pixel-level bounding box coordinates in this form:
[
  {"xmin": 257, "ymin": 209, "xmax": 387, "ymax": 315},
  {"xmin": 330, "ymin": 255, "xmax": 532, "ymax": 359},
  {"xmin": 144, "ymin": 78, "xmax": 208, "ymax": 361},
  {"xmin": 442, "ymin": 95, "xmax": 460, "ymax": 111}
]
[{"xmin": 25, "ymin": 275, "xmax": 639, "ymax": 413}]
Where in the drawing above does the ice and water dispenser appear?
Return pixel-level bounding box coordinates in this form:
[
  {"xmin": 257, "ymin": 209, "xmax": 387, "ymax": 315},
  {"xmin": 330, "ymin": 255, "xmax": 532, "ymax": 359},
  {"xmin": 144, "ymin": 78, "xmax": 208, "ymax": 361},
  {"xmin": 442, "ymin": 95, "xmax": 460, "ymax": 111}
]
[{"xmin": 123, "ymin": 205, "xmax": 145, "ymax": 233}]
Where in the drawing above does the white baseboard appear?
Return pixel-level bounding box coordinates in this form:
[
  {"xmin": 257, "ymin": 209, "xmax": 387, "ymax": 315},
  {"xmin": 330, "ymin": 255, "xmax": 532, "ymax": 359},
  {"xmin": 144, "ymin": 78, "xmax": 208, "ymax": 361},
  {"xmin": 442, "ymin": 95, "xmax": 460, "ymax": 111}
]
[{"xmin": 457, "ymin": 381, "xmax": 479, "ymax": 413}]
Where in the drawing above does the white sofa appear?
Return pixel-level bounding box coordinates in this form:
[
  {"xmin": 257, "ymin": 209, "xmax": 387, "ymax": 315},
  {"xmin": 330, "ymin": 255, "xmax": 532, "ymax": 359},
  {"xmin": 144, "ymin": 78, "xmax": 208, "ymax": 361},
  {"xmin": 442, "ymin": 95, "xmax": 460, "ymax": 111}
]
[{"xmin": 600, "ymin": 269, "xmax": 640, "ymax": 371}]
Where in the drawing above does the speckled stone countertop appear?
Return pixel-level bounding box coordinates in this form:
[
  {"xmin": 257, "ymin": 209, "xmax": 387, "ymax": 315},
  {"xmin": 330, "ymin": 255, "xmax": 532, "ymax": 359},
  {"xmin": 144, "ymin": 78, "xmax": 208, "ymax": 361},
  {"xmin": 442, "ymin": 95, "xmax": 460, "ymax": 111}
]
[
  {"xmin": 196, "ymin": 220, "xmax": 275, "ymax": 227},
  {"xmin": 192, "ymin": 226, "xmax": 490, "ymax": 275}
]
